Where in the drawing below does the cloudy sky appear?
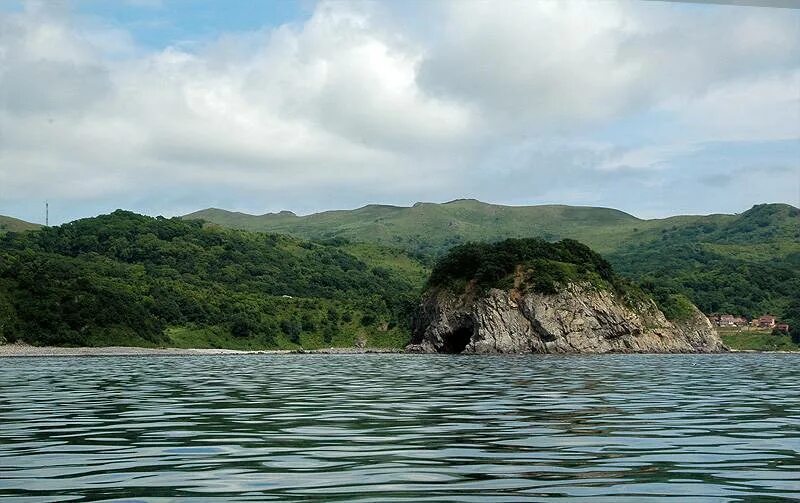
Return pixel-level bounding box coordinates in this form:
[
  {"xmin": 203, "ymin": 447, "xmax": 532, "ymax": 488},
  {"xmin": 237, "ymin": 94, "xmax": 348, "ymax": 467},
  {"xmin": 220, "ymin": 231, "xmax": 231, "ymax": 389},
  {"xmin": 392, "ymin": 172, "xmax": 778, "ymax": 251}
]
[{"xmin": 0, "ymin": 0, "xmax": 798, "ymax": 225}]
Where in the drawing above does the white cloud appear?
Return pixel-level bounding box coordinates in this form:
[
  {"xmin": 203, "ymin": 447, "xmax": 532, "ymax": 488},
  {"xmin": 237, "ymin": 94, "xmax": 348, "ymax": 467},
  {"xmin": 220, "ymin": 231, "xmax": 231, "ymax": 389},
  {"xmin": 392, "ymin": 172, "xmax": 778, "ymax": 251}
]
[
  {"xmin": 418, "ymin": 0, "xmax": 800, "ymax": 134},
  {"xmin": 597, "ymin": 143, "xmax": 703, "ymax": 172},
  {"xmin": 662, "ymin": 71, "xmax": 800, "ymax": 143},
  {"xmin": 0, "ymin": 1, "xmax": 474, "ymax": 205},
  {"xmin": 418, "ymin": 1, "xmax": 642, "ymax": 130},
  {"xmin": 0, "ymin": 0, "xmax": 797, "ymax": 222}
]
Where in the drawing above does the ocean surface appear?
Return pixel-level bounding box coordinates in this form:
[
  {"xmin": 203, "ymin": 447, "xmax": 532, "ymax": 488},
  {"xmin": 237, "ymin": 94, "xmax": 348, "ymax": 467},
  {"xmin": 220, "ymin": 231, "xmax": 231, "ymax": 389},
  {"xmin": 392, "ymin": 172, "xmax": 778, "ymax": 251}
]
[{"xmin": 1, "ymin": 353, "xmax": 799, "ymax": 502}]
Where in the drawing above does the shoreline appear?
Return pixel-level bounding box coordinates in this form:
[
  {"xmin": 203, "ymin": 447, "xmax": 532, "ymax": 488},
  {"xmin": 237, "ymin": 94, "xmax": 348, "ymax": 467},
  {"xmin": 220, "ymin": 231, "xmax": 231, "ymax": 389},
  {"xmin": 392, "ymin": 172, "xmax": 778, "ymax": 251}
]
[
  {"xmin": 0, "ymin": 342, "xmax": 403, "ymax": 357},
  {"xmin": 0, "ymin": 343, "xmax": 797, "ymax": 357}
]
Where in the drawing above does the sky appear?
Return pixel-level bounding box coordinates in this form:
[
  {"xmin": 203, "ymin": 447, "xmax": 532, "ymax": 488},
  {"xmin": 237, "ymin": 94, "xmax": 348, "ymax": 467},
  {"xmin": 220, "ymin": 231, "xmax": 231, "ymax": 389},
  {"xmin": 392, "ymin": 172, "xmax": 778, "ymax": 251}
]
[{"xmin": 0, "ymin": 0, "xmax": 798, "ymax": 225}]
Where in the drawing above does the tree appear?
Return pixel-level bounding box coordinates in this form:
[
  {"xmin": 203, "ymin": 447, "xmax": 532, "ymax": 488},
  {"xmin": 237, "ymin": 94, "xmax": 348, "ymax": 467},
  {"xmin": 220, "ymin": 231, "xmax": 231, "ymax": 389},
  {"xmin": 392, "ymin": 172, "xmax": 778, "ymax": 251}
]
[
  {"xmin": 323, "ymin": 324, "xmax": 338, "ymax": 345},
  {"xmin": 0, "ymin": 211, "xmax": 421, "ymax": 349},
  {"xmin": 0, "ymin": 290, "xmax": 17, "ymax": 342},
  {"xmin": 301, "ymin": 313, "xmax": 316, "ymax": 332},
  {"xmin": 783, "ymin": 299, "xmax": 800, "ymax": 344},
  {"xmin": 360, "ymin": 313, "xmax": 376, "ymax": 327},
  {"xmin": 280, "ymin": 319, "xmax": 302, "ymax": 344}
]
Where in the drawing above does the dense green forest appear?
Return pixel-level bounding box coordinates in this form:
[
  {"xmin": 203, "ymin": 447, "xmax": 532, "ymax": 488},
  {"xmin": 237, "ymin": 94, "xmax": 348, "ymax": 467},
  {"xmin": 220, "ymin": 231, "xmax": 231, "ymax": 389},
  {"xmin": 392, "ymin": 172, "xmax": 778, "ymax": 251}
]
[
  {"xmin": 1, "ymin": 201, "xmax": 798, "ymax": 349},
  {"xmin": 609, "ymin": 204, "xmax": 800, "ymax": 322},
  {"xmin": 0, "ymin": 211, "xmax": 422, "ymax": 349},
  {"xmin": 186, "ymin": 201, "xmax": 799, "ymax": 326}
]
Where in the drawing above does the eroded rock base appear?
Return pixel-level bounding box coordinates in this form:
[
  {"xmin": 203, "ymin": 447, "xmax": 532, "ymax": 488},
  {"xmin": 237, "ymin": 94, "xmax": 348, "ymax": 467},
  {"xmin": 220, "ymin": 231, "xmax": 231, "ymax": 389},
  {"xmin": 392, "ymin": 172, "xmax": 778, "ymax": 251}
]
[{"xmin": 409, "ymin": 284, "xmax": 726, "ymax": 354}]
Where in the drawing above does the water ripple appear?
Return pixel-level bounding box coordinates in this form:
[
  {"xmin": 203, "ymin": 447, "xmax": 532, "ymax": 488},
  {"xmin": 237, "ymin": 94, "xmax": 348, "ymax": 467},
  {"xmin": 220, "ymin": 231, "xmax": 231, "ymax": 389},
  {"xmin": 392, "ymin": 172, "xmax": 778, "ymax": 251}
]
[{"xmin": 1, "ymin": 354, "xmax": 799, "ymax": 501}]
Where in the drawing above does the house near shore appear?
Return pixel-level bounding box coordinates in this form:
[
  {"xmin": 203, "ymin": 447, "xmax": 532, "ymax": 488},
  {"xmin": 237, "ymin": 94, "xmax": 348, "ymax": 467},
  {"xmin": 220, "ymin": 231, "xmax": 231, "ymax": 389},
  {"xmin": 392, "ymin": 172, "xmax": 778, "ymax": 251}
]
[
  {"xmin": 711, "ymin": 314, "xmax": 748, "ymax": 327},
  {"xmin": 709, "ymin": 313, "xmax": 785, "ymax": 331},
  {"xmin": 775, "ymin": 323, "xmax": 790, "ymax": 333},
  {"xmin": 758, "ymin": 315, "xmax": 776, "ymax": 329}
]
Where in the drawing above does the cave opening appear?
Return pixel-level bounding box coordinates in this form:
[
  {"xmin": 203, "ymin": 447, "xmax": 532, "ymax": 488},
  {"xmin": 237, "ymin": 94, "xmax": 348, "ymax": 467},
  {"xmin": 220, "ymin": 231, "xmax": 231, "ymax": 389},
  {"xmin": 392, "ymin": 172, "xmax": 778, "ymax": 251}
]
[{"xmin": 440, "ymin": 322, "xmax": 474, "ymax": 354}]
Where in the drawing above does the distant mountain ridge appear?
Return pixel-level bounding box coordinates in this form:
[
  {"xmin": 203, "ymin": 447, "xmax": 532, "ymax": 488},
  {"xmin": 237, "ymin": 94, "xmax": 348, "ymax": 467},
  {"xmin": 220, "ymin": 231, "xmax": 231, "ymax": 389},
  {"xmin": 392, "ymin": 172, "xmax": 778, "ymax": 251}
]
[
  {"xmin": 0, "ymin": 215, "xmax": 41, "ymax": 234},
  {"xmin": 185, "ymin": 200, "xmax": 653, "ymax": 257},
  {"xmin": 184, "ymin": 200, "xmax": 800, "ymax": 319},
  {"xmin": 183, "ymin": 200, "xmax": 798, "ymax": 256}
]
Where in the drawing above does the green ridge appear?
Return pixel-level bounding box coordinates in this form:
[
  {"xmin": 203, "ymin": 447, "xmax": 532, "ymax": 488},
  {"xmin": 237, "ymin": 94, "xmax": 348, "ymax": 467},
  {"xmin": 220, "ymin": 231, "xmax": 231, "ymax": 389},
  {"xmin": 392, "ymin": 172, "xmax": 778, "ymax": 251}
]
[
  {"xmin": 2, "ymin": 201, "xmax": 797, "ymax": 351},
  {"xmin": 0, "ymin": 215, "xmax": 42, "ymax": 234},
  {"xmin": 185, "ymin": 201, "xmax": 800, "ymax": 320}
]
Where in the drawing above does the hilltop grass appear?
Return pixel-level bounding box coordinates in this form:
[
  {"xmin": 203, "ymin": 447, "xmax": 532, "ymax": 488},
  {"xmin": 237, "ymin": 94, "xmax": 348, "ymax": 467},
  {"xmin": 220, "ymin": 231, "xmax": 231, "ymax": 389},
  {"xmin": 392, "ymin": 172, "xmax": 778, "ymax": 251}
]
[
  {"xmin": 185, "ymin": 202, "xmax": 797, "ymax": 260},
  {"xmin": 0, "ymin": 215, "xmax": 42, "ymax": 234},
  {"xmin": 650, "ymin": 293, "xmax": 696, "ymax": 322},
  {"xmin": 185, "ymin": 200, "xmax": 646, "ymax": 256}
]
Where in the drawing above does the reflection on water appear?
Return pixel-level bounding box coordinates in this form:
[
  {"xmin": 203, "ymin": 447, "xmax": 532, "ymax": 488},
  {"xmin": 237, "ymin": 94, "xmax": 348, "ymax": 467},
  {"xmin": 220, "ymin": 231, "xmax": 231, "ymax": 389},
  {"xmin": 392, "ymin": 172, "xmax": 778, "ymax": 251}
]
[{"xmin": 1, "ymin": 354, "xmax": 799, "ymax": 501}]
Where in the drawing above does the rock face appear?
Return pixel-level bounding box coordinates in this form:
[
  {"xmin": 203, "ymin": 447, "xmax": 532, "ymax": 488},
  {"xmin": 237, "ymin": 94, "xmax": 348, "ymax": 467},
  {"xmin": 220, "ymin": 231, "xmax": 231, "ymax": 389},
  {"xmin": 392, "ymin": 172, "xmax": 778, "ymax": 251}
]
[{"xmin": 408, "ymin": 283, "xmax": 726, "ymax": 354}]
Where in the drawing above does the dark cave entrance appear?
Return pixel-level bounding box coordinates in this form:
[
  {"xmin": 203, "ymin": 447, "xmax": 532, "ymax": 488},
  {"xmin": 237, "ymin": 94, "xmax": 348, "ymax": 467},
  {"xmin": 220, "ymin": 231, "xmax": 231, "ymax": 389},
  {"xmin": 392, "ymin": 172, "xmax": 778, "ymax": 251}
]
[{"xmin": 440, "ymin": 322, "xmax": 474, "ymax": 354}]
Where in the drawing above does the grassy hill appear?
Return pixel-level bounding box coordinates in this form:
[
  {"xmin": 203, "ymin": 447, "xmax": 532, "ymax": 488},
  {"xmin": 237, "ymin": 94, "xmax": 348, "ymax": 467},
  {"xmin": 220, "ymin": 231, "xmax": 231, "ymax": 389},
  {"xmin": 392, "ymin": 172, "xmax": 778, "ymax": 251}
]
[
  {"xmin": 0, "ymin": 215, "xmax": 41, "ymax": 234},
  {"xmin": 185, "ymin": 200, "xmax": 644, "ymax": 257},
  {"xmin": 185, "ymin": 200, "xmax": 800, "ymax": 320},
  {"xmin": 0, "ymin": 211, "xmax": 425, "ymax": 349},
  {"xmin": 185, "ymin": 200, "xmax": 799, "ymax": 258}
]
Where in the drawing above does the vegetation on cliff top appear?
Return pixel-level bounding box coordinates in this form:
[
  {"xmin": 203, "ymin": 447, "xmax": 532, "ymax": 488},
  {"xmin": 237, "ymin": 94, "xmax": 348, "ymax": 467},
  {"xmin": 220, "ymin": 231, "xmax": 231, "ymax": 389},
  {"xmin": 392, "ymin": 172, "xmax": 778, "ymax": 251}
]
[
  {"xmin": 0, "ymin": 211, "xmax": 422, "ymax": 349},
  {"xmin": 428, "ymin": 238, "xmax": 610, "ymax": 290},
  {"xmin": 426, "ymin": 237, "xmax": 700, "ymax": 322}
]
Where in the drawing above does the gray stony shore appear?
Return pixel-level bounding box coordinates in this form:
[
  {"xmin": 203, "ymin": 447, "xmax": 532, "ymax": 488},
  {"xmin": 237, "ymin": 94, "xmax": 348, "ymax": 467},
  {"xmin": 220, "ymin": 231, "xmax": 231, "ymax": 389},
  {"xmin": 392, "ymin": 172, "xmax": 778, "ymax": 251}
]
[
  {"xmin": 2, "ymin": 343, "xmax": 793, "ymax": 357},
  {"xmin": 0, "ymin": 342, "xmax": 402, "ymax": 357}
]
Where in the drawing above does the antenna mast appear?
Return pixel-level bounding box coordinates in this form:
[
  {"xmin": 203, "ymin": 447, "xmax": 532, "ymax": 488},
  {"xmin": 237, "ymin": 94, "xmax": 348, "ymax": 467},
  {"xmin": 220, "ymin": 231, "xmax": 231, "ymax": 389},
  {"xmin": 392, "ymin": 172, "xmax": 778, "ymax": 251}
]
[{"xmin": 46, "ymin": 201, "xmax": 49, "ymax": 227}]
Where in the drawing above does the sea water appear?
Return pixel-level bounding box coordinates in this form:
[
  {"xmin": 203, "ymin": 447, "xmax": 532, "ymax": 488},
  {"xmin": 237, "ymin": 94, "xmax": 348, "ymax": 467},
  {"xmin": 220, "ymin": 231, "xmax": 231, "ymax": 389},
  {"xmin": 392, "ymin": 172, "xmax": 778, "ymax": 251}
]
[{"xmin": 1, "ymin": 353, "xmax": 798, "ymax": 501}]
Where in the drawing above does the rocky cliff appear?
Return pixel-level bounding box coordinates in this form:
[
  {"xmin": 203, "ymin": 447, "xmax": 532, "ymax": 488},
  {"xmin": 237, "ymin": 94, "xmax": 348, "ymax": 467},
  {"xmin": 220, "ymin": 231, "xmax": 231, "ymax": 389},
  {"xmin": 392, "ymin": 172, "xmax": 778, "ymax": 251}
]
[{"xmin": 408, "ymin": 282, "xmax": 726, "ymax": 354}]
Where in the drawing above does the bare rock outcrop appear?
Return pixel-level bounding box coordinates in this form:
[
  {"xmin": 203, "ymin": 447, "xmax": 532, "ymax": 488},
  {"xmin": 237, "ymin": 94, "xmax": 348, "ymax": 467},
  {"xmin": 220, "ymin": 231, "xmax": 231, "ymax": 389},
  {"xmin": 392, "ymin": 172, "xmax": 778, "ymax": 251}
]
[{"xmin": 408, "ymin": 283, "xmax": 726, "ymax": 354}]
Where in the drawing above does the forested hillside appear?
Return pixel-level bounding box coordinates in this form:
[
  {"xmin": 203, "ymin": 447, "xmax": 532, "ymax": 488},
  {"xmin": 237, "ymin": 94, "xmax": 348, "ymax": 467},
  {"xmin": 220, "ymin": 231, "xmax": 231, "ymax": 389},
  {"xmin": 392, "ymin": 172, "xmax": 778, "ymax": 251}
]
[
  {"xmin": 0, "ymin": 211, "xmax": 424, "ymax": 349},
  {"xmin": 1, "ymin": 202, "xmax": 797, "ymax": 349},
  {"xmin": 610, "ymin": 204, "xmax": 800, "ymax": 319},
  {"xmin": 186, "ymin": 201, "xmax": 799, "ymax": 323}
]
